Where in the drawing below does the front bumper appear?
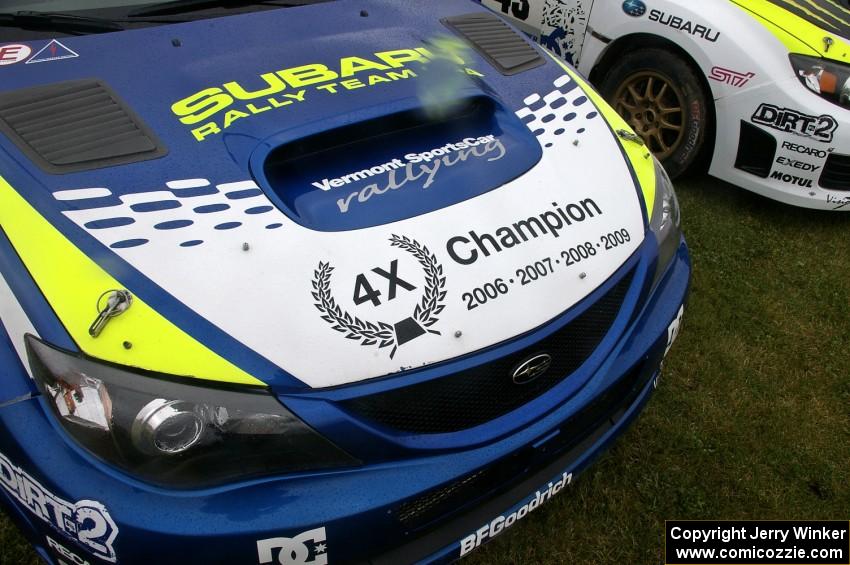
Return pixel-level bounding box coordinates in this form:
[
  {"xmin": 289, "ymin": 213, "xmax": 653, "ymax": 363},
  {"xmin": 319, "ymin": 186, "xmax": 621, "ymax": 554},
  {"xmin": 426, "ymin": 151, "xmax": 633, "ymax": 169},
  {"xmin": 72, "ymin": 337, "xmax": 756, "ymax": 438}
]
[
  {"xmin": 712, "ymin": 74, "xmax": 850, "ymax": 210},
  {"xmin": 0, "ymin": 238, "xmax": 690, "ymax": 565}
]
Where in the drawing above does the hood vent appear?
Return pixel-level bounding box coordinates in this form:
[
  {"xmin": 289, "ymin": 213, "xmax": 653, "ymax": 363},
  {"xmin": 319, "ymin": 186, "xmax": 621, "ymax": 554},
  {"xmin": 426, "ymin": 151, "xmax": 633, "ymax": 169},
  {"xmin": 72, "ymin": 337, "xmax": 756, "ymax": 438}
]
[
  {"xmin": 0, "ymin": 79, "xmax": 167, "ymax": 174},
  {"xmin": 442, "ymin": 12, "xmax": 544, "ymax": 76}
]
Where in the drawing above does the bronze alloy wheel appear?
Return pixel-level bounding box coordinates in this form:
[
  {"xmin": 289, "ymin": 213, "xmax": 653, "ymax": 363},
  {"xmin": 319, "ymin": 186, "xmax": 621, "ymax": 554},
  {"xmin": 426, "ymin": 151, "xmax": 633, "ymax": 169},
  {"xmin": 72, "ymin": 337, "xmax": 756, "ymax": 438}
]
[
  {"xmin": 613, "ymin": 71, "xmax": 686, "ymax": 160},
  {"xmin": 600, "ymin": 48, "xmax": 708, "ymax": 178}
]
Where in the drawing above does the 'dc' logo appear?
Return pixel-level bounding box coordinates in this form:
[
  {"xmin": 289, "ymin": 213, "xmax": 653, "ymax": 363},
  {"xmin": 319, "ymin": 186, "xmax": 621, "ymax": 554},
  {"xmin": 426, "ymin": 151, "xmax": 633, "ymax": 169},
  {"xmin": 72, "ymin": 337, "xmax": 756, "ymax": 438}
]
[{"xmin": 622, "ymin": 0, "xmax": 647, "ymax": 17}]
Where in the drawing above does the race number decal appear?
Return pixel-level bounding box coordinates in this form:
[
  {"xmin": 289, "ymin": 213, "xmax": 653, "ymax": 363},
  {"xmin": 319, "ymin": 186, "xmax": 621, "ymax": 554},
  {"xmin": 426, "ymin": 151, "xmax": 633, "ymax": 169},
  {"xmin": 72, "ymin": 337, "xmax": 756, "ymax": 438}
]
[{"xmin": 497, "ymin": 0, "xmax": 531, "ymax": 20}]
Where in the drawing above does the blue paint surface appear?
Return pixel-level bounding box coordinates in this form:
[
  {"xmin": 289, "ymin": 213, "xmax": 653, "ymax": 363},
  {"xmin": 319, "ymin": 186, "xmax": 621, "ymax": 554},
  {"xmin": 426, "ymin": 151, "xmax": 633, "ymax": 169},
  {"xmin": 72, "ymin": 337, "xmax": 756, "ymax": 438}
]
[{"xmin": 0, "ymin": 3, "xmax": 687, "ymax": 562}]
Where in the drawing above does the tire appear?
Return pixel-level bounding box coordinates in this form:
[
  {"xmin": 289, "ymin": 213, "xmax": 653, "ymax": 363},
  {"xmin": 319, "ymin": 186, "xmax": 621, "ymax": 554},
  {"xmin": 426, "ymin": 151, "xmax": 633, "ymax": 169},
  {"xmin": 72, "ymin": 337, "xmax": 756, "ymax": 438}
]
[{"xmin": 599, "ymin": 47, "xmax": 709, "ymax": 179}]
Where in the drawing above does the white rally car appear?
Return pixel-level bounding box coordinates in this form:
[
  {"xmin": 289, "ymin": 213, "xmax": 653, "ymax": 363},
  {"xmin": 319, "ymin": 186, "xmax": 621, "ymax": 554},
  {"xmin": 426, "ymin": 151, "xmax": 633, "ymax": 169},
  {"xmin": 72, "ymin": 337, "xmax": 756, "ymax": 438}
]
[{"xmin": 481, "ymin": 0, "xmax": 850, "ymax": 210}]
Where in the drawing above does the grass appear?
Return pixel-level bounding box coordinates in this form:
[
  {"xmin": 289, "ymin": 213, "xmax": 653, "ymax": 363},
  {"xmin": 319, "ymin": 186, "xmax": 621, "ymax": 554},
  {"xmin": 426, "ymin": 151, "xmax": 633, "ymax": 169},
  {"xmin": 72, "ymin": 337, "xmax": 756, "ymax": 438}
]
[
  {"xmin": 2, "ymin": 175, "xmax": 849, "ymax": 565},
  {"xmin": 0, "ymin": 516, "xmax": 38, "ymax": 565}
]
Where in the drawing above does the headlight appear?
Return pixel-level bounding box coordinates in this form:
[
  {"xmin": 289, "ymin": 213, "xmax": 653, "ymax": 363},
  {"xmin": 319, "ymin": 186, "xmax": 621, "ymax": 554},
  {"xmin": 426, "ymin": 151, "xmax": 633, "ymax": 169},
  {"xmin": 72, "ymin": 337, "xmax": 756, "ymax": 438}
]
[
  {"xmin": 649, "ymin": 157, "xmax": 682, "ymax": 287},
  {"xmin": 26, "ymin": 336, "xmax": 358, "ymax": 488},
  {"xmin": 790, "ymin": 54, "xmax": 850, "ymax": 108}
]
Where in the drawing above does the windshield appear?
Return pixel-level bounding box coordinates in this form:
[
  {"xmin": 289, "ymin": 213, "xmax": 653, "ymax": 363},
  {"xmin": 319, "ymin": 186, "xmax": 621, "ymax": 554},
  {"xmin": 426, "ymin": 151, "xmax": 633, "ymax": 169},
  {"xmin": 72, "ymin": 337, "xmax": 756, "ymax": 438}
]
[
  {"xmin": 0, "ymin": 0, "xmax": 329, "ymax": 39},
  {"xmin": 3, "ymin": 1, "xmax": 152, "ymax": 9}
]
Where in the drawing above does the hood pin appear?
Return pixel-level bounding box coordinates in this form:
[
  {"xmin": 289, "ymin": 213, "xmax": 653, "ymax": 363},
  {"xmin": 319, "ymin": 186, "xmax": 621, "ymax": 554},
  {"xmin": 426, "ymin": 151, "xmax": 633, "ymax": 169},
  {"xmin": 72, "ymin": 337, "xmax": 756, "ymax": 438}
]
[
  {"xmin": 616, "ymin": 129, "xmax": 645, "ymax": 146},
  {"xmin": 89, "ymin": 290, "xmax": 133, "ymax": 338}
]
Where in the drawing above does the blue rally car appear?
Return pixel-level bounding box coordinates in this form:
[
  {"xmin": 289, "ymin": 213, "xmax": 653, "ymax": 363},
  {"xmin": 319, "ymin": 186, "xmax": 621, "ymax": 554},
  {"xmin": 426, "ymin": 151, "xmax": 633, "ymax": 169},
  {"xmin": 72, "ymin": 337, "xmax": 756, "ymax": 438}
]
[{"xmin": 0, "ymin": 0, "xmax": 690, "ymax": 563}]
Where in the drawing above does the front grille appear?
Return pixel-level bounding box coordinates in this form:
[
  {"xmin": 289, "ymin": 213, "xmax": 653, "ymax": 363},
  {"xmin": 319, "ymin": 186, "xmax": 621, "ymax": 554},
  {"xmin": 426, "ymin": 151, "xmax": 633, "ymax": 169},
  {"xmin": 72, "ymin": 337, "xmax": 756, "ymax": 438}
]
[
  {"xmin": 395, "ymin": 361, "xmax": 652, "ymax": 531},
  {"xmin": 342, "ymin": 270, "xmax": 634, "ymax": 434},
  {"xmin": 397, "ymin": 469, "xmax": 488, "ymax": 528},
  {"xmin": 819, "ymin": 152, "xmax": 850, "ymax": 191}
]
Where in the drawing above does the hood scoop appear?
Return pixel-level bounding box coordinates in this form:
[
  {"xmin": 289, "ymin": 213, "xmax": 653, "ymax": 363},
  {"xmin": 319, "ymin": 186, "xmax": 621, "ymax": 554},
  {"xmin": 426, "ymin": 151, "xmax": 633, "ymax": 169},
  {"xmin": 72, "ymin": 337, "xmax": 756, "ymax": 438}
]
[
  {"xmin": 442, "ymin": 12, "xmax": 545, "ymax": 76},
  {"xmin": 0, "ymin": 79, "xmax": 167, "ymax": 174},
  {"xmin": 255, "ymin": 95, "xmax": 542, "ymax": 232}
]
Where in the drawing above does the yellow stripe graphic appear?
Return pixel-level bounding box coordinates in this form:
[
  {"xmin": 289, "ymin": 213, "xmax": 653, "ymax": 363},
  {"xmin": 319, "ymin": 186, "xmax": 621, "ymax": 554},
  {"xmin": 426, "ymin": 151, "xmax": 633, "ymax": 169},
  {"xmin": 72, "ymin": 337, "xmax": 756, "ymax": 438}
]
[
  {"xmin": 732, "ymin": 0, "xmax": 850, "ymax": 61},
  {"xmin": 0, "ymin": 175, "xmax": 264, "ymax": 386},
  {"xmin": 545, "ymin": 52, "xmax": 656, "ymax": 219}
]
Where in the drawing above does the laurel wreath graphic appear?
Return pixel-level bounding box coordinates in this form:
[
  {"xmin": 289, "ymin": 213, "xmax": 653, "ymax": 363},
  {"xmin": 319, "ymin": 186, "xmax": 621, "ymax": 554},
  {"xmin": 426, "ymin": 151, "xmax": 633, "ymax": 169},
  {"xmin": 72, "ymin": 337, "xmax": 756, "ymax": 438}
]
[{"xmin": 312, "ymin": 234, "xmax": 447, "ymax": 358}]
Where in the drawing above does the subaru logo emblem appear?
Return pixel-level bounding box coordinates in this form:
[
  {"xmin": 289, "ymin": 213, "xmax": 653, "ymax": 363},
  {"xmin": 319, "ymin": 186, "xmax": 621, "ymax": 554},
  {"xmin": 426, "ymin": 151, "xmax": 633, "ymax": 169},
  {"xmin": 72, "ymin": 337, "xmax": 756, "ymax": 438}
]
[
  {"xmin": 622, "ymin": 0, "xmax": 647, "ymax": 17},
  {"xmin": 511, "ymin": 353, "xmax": 553, "ymax": 385}
]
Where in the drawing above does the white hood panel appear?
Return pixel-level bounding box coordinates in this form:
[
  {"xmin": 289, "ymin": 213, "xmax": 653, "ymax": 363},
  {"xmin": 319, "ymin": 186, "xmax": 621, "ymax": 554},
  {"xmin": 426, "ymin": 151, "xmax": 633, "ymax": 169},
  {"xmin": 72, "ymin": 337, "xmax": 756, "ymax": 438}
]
[{"xmin": 61, "ymin": 75, "xmax": 645, "ymax": 388}]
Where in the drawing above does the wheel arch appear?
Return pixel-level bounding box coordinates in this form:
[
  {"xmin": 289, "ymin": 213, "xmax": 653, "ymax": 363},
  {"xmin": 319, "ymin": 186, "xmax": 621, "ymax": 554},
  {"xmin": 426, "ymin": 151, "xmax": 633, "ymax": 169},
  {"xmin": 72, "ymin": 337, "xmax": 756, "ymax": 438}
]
[{"xmin": 588, "ymin": 33, "xmax": 717, "ymax": 173}]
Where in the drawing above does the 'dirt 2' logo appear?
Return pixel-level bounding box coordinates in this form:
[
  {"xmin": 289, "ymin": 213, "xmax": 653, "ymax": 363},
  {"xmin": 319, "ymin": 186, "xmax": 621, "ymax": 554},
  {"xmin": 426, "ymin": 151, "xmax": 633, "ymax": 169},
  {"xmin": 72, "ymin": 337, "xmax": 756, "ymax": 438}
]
[{"xmin": 751, "ymin": 103, "xmax": 838, "ymax": 143}]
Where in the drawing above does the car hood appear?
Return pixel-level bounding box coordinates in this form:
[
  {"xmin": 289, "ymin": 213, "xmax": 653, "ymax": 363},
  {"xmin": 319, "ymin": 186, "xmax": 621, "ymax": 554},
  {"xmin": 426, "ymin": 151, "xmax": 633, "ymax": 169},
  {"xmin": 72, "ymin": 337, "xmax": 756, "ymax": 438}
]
[
  {"xmin": 735, "ymin": 0, "xmax": 850, "ymax": 59},
  {"xmin": 0, "ymin": 0, "xmax": 647, "ymax": 389}
]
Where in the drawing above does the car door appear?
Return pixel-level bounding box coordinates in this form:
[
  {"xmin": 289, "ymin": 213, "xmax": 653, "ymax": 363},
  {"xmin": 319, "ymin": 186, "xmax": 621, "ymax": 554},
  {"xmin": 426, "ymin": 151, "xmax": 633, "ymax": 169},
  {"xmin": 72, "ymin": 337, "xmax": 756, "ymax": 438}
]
[{"xmin": 479, "ymin": 0, "xmax": 596, "ymax": 65}]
